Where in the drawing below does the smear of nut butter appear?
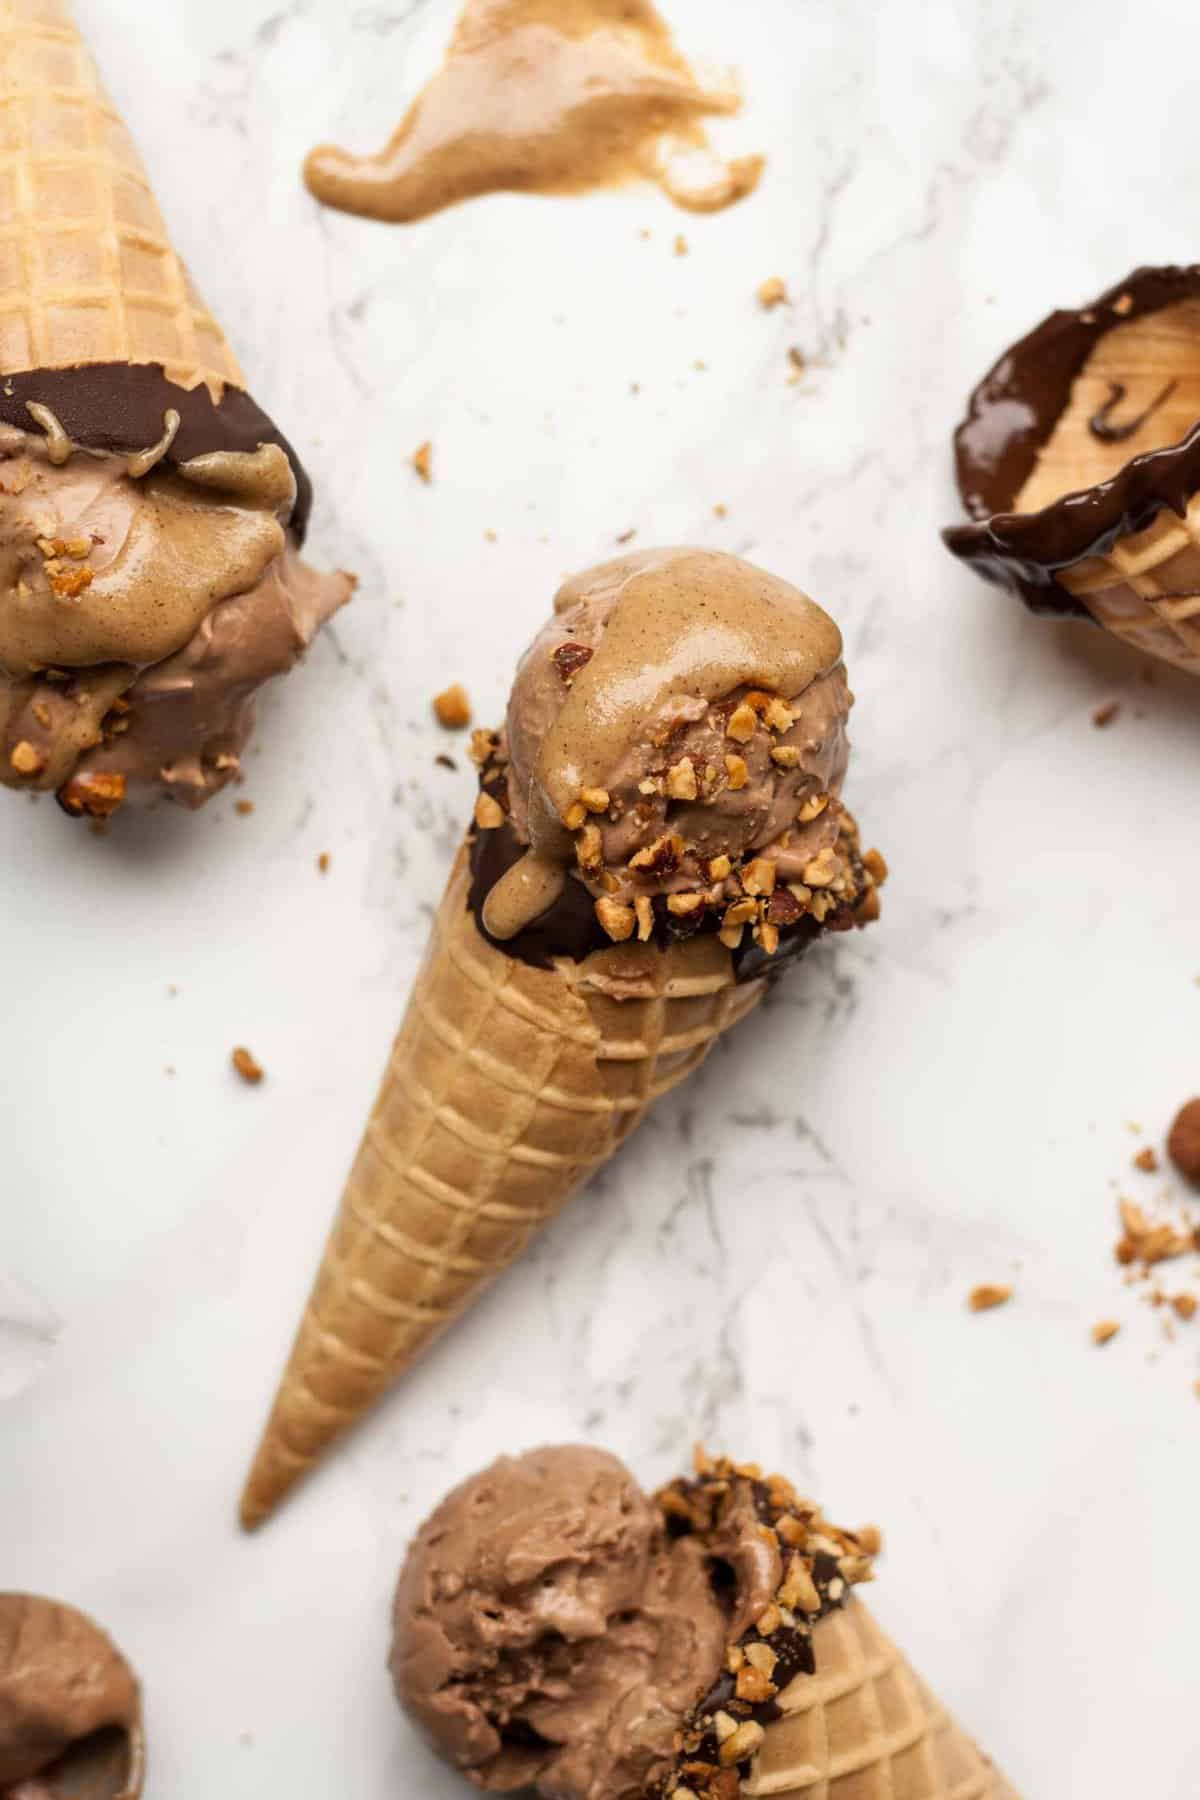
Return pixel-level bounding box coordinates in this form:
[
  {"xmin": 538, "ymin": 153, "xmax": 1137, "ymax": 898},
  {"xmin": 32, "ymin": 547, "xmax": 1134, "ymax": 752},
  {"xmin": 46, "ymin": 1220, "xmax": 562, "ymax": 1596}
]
[{"xmin": 304, "ymin": 0, "xmax": 763, "ymax": 223}]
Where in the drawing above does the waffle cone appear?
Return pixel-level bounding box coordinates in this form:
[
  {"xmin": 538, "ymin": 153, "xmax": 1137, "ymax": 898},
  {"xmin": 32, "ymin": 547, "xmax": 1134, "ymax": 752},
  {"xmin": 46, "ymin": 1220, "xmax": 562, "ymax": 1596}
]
[
  {"xmin": 0, "ymin": 0, "xmax": 243, "ymax": 397},
  {"xmin": 1015, "ymin": 297, "xmax": 1200, "ymax": 675},
  {"xmin": 241, "ymin": 845, "xmax": 764, "ymax": 1527},
  {"xmin": 746, "ymin": 1599, "xmax": 1018, "ymax": 1800}
]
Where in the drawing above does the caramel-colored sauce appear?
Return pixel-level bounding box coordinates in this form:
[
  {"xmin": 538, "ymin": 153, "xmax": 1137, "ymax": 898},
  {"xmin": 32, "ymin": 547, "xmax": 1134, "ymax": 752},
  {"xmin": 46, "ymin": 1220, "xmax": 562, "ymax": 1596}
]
[{"xmin": 305, "ymin": 0, "xmax": 762, "ymax": 223}]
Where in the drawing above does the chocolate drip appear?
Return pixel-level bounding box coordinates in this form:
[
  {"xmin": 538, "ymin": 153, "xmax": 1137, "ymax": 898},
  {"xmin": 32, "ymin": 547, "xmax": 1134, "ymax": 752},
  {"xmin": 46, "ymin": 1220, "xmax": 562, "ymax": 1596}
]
[
  {"xmin": 943, "ymin": 265, "xmax": 1200, "ymax": 617},
  {"xmin": 1089, "ymin": 378, "xmax": 1177, "ymax": 443},
  {"xmin": 0, "ymin": 363, "xmax": 313, "ymax": 541}
]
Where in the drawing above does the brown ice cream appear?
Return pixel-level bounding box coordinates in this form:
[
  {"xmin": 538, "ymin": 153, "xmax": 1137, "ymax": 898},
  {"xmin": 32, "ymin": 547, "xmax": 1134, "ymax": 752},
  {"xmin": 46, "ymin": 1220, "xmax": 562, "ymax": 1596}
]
[
  {"xmin": 0, "ymin": 1595, "xmax": 144, "ymax": 1799},
  {"xmin": 0, "ymin": 427, "xmax": 352, "ymax": 814},
  {"xmin": 304, "ymin": 0, "xmax": 763, "ymax": 225},
  {"xmin": 474, "ymin": 548, "xmax": 873, "ymax": 966},
  {"xmin": 390, "ymin": 1448, "xmax": 877, "ymax": 1800}
]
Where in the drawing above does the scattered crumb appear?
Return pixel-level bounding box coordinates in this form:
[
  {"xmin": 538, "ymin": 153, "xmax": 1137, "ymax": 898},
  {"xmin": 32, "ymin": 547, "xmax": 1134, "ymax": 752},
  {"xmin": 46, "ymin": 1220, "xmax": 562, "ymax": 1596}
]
[
  {"xmin": 317, "ymin": 852, "xmax": 331, "ymax": 875},
  {"xmin": 412, "ymin": 441, "xmax": 433, "ymax": 483},
  {"xmin": 1167, "ymin": 1098, "xmax": 1200, "ymax": 1184},
  {"xmin": 674, "ymin": 234, "xmax": 688, "ymax": 256},
  {"xmin": 1093, "ymin": 701, "xmax": 1120, "ymax": 729},
  {"xmin": 9, "ymin": 740, "xmax": 44, "ymax": 776},
  {"xmin": 234, "ymin": 799, "xmax": 254, "ymax": 817},
  {"xmin": 435, "ymin": 753, "xmax": 458, "ymax": 771},
  {"xmin": 484, "ymin": 529, "xmax": 497, "ymax": 542},
  {"xmin": 787, "ymin": 346, "xmax": 807, "ymax": 384},
  {"xmin": 433, "ymin": 683, "xmax": 472, "ymax": 730},
  {"xmin": 968, "ymin": 1283, "xmax": 1013, "ymax": 1313},
  {"xmin": 167, "ymin": 985, "xmax": 178, "ymax": 997},
  {"xmin": 1133, "ymin": 1146, "xmax": 1159, "ymax": 1173},
  {"xmin": 1091, "ymin": 1320, "xmax": 1121, "ymax": 1346},
  {"xmin": 713, "ymin": 503, "xmax": 728, "ymax": 518},
  {"xmin": 1172, "ymin": 1292, "xmax": 1197, "ymax": 1322},
  {"xmin": 231, "ymin": 1046, "xmax": 264, "ymax": 1086},
  {"xmin": 616, "ymin": 528, "xmax": 637, "ymax": 545},
  {"xmin": 758, "ymin": 276, "xmax": 788, "ymax": 309},
  {"xmin": 1115, "ymin": 1196, "xmax": 1198, "ymax": 1268},
  {"xmin": 693, "ymin": 359, "xmax": 707, "ymax": 371}
]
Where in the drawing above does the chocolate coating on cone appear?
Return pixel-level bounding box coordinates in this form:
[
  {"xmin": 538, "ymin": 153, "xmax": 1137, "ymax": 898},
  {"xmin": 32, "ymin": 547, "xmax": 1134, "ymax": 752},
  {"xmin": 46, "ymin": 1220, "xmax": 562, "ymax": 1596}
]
[
  {"xmin": 0, "ymin": 363, "xmax": 313, "ymax": 541},
  {"xmin": 943, "ymin": 265, "xmax": 1200, "ymax": 616}
]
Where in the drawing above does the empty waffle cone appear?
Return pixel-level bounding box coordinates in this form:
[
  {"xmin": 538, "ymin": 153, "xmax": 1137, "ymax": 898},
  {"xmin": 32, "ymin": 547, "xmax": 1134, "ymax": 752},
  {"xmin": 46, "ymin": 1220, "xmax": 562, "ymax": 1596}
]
[
  {"xmin": 240, "ymin": 845, "xmax": 765, "ymax": 1529},
  {"xmin": 747, "ymin": 1599, "xmax": 1018, "ymax": 1800},
  {"xmin": 0, "ymin": 0, "xmax": 241, "ymax": 394},
  {"xmin": 944, "ymin": 265, "xmax": 1200, "ymax": 676}
]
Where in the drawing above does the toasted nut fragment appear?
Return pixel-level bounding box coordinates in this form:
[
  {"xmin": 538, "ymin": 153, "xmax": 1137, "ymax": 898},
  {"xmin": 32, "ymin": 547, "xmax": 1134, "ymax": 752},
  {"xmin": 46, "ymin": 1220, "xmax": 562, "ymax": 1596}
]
[
  {"xmin": 1092, "ymin": 1320, "xmax": 1121, "ymax": 1346},
  {"xmin": 771, "ymin": 745, "xmax": 802, "ymax": 768},
  {"xmin": 736, "ymin": 1663, "xmax": 776, "ymax": 1703},
  {"xmin": 630, "ymin": 832, "xmax": 683, "ymax": 875},
  {"xmin": 724, "ymin": 898, "xmax": 758, "ymax": 927},
  {"xmin": 433, "ymin": 684, "xmax": 472, "ymax": 730},
  {"xmin": 854, "ymin": 1524, "xmax": 883, "ymax": 1555},
  {"xmin": 743, "ymin": 1641, "xmax": 778, "ymax": 1677},
  {"xmin": 719, "ymin": 924, "xmax": 743, "ymax": 950},
  {"xmin": 755, "ymin": 1604, "xmax": 781, "ymax": 1638},
  {"xmin": 708, "ymin": 854, "xmax": 733, "ymax": 881},
  {"xmin": 467, "ymin": 727, "xmax": 496, "ymax": 766},
  {"xmin": 1133, "ymin": 1146, "xmax": 1159, "ymax": 1173},
  {"xmin": 575, "ymin": 825, "xmax": 603, "ymax": 874},
  {"xmin": 724, "ymin": 754, "xmax": 749, "ymax": 790},
  {"xmin": 59, "ymin": 770, "xmax": 126, "ymax": 818},
  {"xmin": 580, "ymin": 786, "xmax": 610, "ymax": 813},
  {"xmin": 798, "ymin": 792, "xmax": 829, "ymax": 824},
  {"xmin": 727, "ymin": 702, "xmax": 758, "ymax": 743},
  {"xmin": 666, "ymin": 757, "xmax": 699, "ymax": 800},
  {"xmin": 667, "ymin": 893, "xmax": 703, "ymax": 916},
  {"xmin": 1173, "ymin": 1293, "xmax": 1197, "ymax": 1321},
  {"xmin": 968, "ymin": 1283, "xmax": 1013, "ymax": 1313},
  {"xmin": 712, "ymin": 1712, "xmax": 739, "ymax": 1745},
  {"xmin": 473, "ymin": 792, "xmax": 504, "ymax": 830},
  {"xmin": 635, "ymin": 895, "xmax": 655, "ymax": 941},
  {"xmin": 756, "ymin": 920, "xmax": 780, "ymax": 955},
  {"xmin": 758, "ymin": 276, "xmax": 788, "ymax": 309},
  {"xmin": 802, "ymin": 847, "xmax": 840, "ymax": 888},
  {"xmin": 719, "ymin": 1722, "xmax": 765, "ymax": 1767},
  {"xmin": 232, "ymin": 1046, "xmax": 264, "ymax": 1086},
  {"xmin": 855, "ymin": 886, "xmax": 882, "ymax": 924},
  {"xmin": 863, "ymin": 847, "xmax": 889, "ymax": 884},
  {"xmin": 9, "ymin": 739, "xmax": 44, "ymax": 775},
  {"xmin": 564, "ymin": 800, "xmax": 588, "ymax": 831},
  {"xmin": 779, "ymin": 1555, "xmax": 821, "ymax": 1614},
  {"xmin": 595, "ymin": 897, "xmax": 636, "ymax": 942},
  {"xmin": 725, "ymin": 1645, "xmax": 745, "ymax": 1673},
  {"xmin": 638, "ymin": 777, "xmax": 660, "ymax": 797},
  {"xmin": 412, "ymin": 440, "xmax": 433, "ymax": 482},
  {"xmin": 742, "ymin": 858, "xmax": 777, "ymax": 897},
  {"xmin": 776, "ymin": 1513, "xmax": 808, "ymax": 1547},
  {"xmin": 764, "ymin": 697, "xmax": 796, "ymax": 733}
]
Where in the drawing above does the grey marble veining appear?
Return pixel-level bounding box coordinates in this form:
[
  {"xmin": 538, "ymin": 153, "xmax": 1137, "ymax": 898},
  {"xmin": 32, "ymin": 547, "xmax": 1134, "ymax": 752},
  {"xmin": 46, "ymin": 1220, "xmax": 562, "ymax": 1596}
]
[{"xmin": 3, "ymin": 1, "xmax": 1200, "ymax": 1795}]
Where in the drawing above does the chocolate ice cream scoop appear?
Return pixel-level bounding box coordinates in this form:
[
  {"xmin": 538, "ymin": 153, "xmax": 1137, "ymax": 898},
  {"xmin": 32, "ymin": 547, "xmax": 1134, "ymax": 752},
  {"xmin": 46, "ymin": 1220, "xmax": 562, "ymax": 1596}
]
[
  {"xmin": 944, "ymin": 265, "xmax": 1200, "ymax": 675},
  {"xmin": 390, "ymin": 1447, "xmax": 877, "ymax": 1800},
  {"xmin": 470, "ymin": 548, "xmax": 880, "ymax": 978},
  {"xmin": 0, "ymin": 1595, "xmax": 144, "ymax": 1799}
]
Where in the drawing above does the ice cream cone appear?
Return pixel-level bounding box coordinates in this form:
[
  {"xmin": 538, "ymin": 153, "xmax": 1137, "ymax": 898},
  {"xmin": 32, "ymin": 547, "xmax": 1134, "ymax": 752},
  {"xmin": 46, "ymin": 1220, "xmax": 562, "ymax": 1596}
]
[
  {"xmin": 240, "ymin": 844, "xmax": 765, "ymax": 1528},
  {"xmin": 0, "ymin": 0, "xmax": 241, "ymax": 396},
  {"xmin": 747, "ymin": 1599, "xmax": 1017, "ymax": 1800}
]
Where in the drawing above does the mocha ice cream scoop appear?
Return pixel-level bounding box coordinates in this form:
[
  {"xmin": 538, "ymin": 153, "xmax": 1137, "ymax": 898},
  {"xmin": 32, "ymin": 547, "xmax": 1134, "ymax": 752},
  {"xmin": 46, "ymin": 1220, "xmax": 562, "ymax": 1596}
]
[
  {"xmin": 475, "ymin": 548, "xmax": 875, "ymax": 975},
  {"xmin": 0, "ymin": 1595, "xmax": 144, "ymax": 1799},
  {"xmin": 390, "ymin": 1448, "xmax": 879, "ymax": 1800}
]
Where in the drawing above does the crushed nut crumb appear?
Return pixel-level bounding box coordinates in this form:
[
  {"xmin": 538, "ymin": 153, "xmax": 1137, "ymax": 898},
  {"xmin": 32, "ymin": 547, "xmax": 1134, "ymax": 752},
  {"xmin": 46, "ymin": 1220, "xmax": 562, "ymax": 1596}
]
[
  {"xmin": 412, "ymin": 441, "xmax": 433, "ymax": 483},
  {"xmin": 726, "ymin": 703, "xmax": 758, "ymax": 743},
  {"xmin": 595, "ymin": 897, "xmax": 636, "ymax": 942},
  {"xmin": 968, "ymin": 1283, "xmax": 1013, "ymax": 1313},
  {"xmin": 1092, "ymin": 1320, "xmax": 1121, "ymax": 1346},
  {"xmin": 433, "ymin": 684, "xmax": 472, "ymax": 730},
  {"xmin": 758, "ymin": 276, "xmax": 788, "ymax": 309},
  {"xmin": 232, "ymin": 1047, "xmax": 265, "ymax": 1086},
  {"xmin": 9, "ymin": 739, "xmax": 44, "ymax": 776},
  {"xmin": 474, "ymin": 792, "xmax": 505, "ymax": 830}
]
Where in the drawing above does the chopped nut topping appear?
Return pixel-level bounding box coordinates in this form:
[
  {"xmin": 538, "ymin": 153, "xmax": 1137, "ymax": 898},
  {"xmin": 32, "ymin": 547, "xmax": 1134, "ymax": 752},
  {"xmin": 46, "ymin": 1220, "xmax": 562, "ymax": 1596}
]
[
  {"xmin": 468, "ymin": 728, "xmax": 497, "ymax": 766},
  {"xmin": 580, "ymin": 786, "xmax": 610, "ymax": 813},
  {"xmin": 563, "ymin": 800, "xmax": 588, "ymax": 831},
  {"xmin": 553, "ymin": 642, "xmax": 594, "ymax": 684},
  {"xmin": 712, "ymin": 1712, "xmax": 738, "ymax": 1745},
  {"xmin": 630, "ymin": 832, "xmax": 683, "ymax": 876},
  {"xmin": 58, "ymin": 770, "xmax": 126, "ymax": 818},
  {"xmin": 724, "ymin": 898, "xmax": 757, "ymax": 927},
  {"xmin": 1092, "ymin": 1320, "xmax": 1121, "ymax": 1346},
  {"xmin": 779, "ymin": 1555, "xmax": 821, "ymax": 1614},
  {"xmin": 666, "ymin": 757, "xmax": 699, "ymax": 801},
  {"xmin": 667, "ymin": 893, "xmax": 704, "ymax": 916},
  {"xmin": 863, "ymin": 847, "xmax": 889, "ymax": 884},
  {"xmin": 797, "ymin": 792, "xmax": 829, "ymax": 824},
  {"xmin": 433, "ymin": 684, "xmax": 472, "ymax": 730},
  {"xmin": 232, "ymin": 1046, "xmax": 265, "ymax": 1086},
  {"xmin": 719, "ymin": 924, "xmax": 744, "ymax": 950},
  {"xmin": 708, "ymin": 854, "xmax": 732, "ymax": 882},
  {"xmin": 48, "ymin": 564, "xmax": 93, "ymax": 600},
  {"xmin": 735, "ymin": 1663, "xmax": 776, "ymax": 1703},
  {"xmin": 576, "ymin": 823, "xmax": 604, "ymax": 873},
  {"xmin": 726, "ymin": 702, "xmax": 758, "ymax": 743},
  {"xmin": 968, "ymin": 1283, "xmax": 1013, "ymax": 1313},
  {"xmin": 474, "ymin": 792, "xmax": 505, "ymax": 830},
  {"xmin": 723, "ymin": 754, "xmax": 749, "ymax": 790},
  {"xmin": 9, "ymin": 739, "xmax": 44, "ymax": 776},
  {"xmin": 764, "ymin": 697, "xmax": 795, "ymax": 733},
  {"xmin": 770, "ymin": 745, "xmax": 802, "ymax": 768},
  {"xmin": 638, "ymin": 777, "xmax": 660, "ymax": 797},
  {"xmin": 595, "ymin": 897, "xmax": 636, "ymax": 942},
  {"xmin": 802, "ymin": 847, "xmax": 840, "ymax": 888},
  {"xmin": 718, "ymin": 1721, "xmax": 765, "ymax": 1767},
  {"xmin": 756, "ymin": 920, "xmax": 780, "ymax": 955},
  {"xmin": 635, "ymin": 895, "xmax": 655, "ymax": 941},
  {"xmin": 742, "ymin": 858, "xmax": 777, "ymax": 898}
]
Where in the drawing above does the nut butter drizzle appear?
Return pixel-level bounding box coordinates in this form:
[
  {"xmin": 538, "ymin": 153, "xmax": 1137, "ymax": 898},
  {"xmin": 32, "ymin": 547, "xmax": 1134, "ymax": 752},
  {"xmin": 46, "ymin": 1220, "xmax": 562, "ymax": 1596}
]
[
  {"xmin": 482, "ymin": 549, "xmax": 844, "ymax": 944},
  {"xmin": 304, "ymin": 0, "xmax": 763, "ymax": 225},
  {"xmin": 650, "ymin": 1455, "xmax": 879, "ymax": 1800}
]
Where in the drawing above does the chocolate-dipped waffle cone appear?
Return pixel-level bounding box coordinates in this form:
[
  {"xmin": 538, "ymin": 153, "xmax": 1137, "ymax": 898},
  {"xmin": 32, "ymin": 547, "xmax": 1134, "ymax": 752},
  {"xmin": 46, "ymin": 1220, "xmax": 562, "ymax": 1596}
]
[
  {"xmin": 239, "ymin": 844, "xmax": 766, "ymax": 1529},
  {"xmin": 944, "ymin": 266, "xmax": 1200, "ymax": 675},
  {"xmin": 747, "ymin": 1600, "xmax": 1017, "ymax": 1800}
]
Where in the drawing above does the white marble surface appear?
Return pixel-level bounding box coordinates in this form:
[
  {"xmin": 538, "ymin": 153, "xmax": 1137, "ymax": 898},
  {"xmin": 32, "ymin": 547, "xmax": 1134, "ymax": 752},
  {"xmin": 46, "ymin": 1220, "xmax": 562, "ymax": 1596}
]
[{"xmin": 4, "ymin": 0, "xmax": 1200, "ymax": 1793}]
